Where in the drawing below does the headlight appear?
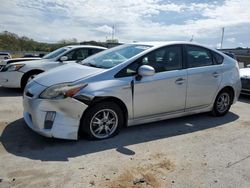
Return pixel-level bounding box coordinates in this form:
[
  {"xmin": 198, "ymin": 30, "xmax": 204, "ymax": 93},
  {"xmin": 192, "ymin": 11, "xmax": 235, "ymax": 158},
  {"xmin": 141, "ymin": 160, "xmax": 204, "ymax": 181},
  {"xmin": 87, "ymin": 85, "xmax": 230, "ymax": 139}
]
[
  {"xmin": 6, "ymin": 64, "xmax": 25, "ymax": 71},
  {"xmin": 40, "ymin": 83, "xmax": 87, "ymax": 99}
]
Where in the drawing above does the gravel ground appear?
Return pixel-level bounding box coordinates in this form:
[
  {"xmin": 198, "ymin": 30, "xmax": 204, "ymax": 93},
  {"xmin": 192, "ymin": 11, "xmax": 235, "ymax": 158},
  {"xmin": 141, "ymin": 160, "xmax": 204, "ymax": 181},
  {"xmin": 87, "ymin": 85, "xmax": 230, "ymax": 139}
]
[{"xmin": 0, "ymin": 87, "xmax": 250, "ymax": 188}]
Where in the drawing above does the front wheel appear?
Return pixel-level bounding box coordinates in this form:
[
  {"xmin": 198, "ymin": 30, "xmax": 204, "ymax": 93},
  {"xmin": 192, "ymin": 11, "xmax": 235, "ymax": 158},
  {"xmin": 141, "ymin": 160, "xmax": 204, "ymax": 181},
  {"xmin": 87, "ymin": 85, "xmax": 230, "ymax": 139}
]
[
  {"xmin": 80, "ymin": 102, "xmax": 124, "ymax": 140},
  {"xmin": 211, "ymin": 90, "xmax": 232, "ymax": 117},
  {"xmin": 21, "ymin": 72, "xmax": 41, "ymax": 90}
]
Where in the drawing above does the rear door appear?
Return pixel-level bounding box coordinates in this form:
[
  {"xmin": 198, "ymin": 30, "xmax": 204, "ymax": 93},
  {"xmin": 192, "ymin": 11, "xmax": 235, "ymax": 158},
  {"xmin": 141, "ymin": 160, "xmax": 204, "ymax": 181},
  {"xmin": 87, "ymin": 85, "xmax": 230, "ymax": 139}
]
[{"xmin": 185, "ymin": 45, "xmax": 223, "ymax": 110}]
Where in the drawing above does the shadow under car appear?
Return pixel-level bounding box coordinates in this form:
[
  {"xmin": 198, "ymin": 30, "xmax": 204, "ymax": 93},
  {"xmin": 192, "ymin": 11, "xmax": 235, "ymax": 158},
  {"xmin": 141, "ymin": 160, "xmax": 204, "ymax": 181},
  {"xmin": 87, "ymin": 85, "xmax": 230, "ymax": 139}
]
[{"xmin": 0, "ymin": 112, "xmax": 239, "ymax": 161}]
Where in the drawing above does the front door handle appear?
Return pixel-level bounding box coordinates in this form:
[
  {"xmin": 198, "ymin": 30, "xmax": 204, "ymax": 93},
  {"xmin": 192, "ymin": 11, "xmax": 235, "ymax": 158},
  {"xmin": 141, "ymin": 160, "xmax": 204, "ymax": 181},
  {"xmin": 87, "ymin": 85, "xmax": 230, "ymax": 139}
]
[
  {"xmin": 213, "ymin": 72, "xmax": 220, "ymax": 78},
  {"xmin": 175, "ymin": 78, "xmax": 185, "ymax": 85}
]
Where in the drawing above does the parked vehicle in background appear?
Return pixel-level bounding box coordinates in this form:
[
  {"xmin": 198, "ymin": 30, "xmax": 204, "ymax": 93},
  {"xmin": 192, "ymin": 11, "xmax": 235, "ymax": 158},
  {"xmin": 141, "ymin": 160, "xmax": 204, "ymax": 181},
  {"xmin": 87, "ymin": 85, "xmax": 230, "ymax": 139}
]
[
  {"xmin": 0, "ymin": 57, "xmax": 41, "ymax": 71},
  {"xmin": 23, "ymin": 42, "xmax": 241, "ymax": 140},
  {"xmin": 23, "ymin": 53, "xmax": 45, "ymax": 58},
  {"xmin": 0, "ymin": 52, "xmax": 11, "ymax": 60},
  {"xmin": 222, "ymin": 51, "xmax": 237, "ymax": 60},
  {"xmin": 239, "ymin": 68, "xmax": 250, "ymax": 95},
  {"xmin": 0, "ymin": 45, "xmax": 107, "ymax": 89}
]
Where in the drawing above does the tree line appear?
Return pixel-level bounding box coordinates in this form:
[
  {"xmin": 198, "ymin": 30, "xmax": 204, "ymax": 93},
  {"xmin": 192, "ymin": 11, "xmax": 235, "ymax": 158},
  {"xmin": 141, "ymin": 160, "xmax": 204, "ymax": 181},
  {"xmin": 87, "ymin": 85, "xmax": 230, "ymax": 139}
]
[{"xmin": 0, "ymin": 31, "xmax": 78, "ymax": 52}]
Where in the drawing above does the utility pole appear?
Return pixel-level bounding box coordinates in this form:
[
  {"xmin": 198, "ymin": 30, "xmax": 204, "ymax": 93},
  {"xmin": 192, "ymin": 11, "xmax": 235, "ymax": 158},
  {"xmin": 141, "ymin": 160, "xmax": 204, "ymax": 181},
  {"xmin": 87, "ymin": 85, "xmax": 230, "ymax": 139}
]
[
  {"xmin": 190, "ymin": 35, "xmax": 194, "ymax": 42},
  {"xmin": 220, "ymin": 27, "xmax": 225, "ymax": 49},
  {"xmin": 111, "ymin": 25, "xmax": 115, "ymax": 40}
]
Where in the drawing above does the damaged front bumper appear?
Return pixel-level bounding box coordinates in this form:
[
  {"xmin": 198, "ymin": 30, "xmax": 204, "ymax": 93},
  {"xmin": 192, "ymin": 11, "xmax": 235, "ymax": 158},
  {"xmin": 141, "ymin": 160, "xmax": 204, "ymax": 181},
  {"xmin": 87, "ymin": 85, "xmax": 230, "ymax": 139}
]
[{"xmin": 23, "ymin": 90, "xmax": 89, "ymax": 140}]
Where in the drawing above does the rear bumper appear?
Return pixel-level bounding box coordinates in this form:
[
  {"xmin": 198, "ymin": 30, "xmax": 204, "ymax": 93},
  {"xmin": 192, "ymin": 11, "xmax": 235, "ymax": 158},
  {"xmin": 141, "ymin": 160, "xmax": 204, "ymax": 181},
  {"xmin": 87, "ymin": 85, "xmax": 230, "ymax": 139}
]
[
  {"xmin": 23, "ymin": 94, "xmax": 88, "ymax": 140},
  {"xmin": 0, "ymin": 71, "xmax": 23, "ymax": 88}
]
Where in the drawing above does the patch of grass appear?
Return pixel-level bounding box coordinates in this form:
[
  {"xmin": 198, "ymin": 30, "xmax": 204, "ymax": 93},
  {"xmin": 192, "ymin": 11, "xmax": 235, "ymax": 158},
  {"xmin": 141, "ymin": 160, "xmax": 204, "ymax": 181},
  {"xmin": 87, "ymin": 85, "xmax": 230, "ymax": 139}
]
[{"xmin": 237, "ymin": 55, "xmax": 250, "ymax": 65}]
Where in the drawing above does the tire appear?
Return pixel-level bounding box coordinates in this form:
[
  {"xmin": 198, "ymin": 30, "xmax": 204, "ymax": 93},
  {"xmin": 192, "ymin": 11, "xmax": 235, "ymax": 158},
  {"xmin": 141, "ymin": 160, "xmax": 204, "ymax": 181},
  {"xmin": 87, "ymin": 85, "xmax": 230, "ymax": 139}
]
[
  {"xmin": 21, "ymin": 72, "xmax": 41, "ymax": 90},
  {"xmin": 211, "ymin": 89, "xmax": 232, "ymax": 117},
  {"xmin": 80, "ymin": 102, "xmax": 124, "ymax": 140}
]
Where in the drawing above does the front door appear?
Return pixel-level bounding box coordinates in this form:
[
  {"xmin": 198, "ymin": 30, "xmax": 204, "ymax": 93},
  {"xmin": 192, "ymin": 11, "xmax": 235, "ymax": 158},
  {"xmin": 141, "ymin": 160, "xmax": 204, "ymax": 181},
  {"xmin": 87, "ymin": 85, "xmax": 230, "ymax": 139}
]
[{"xmin": 132, "ymin": 45, "xmax": 187, "ymax": 118}]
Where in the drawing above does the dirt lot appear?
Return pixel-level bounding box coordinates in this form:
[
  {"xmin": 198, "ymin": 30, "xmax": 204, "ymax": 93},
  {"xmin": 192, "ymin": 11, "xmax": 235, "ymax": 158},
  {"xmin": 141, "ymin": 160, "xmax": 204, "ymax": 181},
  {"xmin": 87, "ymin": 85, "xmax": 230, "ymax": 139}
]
[{"xmin": 0, "ymin": 87, "xmax": 250, "ymax": 188}]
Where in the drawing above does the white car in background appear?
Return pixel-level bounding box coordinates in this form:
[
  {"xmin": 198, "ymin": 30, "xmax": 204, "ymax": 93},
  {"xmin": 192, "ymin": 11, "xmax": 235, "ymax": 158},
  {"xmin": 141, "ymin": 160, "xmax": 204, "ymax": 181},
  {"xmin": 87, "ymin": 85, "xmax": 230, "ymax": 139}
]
[
  {"xmin": 0, "ymin": 57, "xmax": 41, "ymax": 71},
  {"xmin": 0, "ymin": 52, "xmax": 11, "ymax": 60},
  {"xmin": 0, "ymin": 45, "xmax": 106, "ymax": 89},
  {"xmin": 240, "ymin": 67, "xmax": 250, "ymax": 95}
]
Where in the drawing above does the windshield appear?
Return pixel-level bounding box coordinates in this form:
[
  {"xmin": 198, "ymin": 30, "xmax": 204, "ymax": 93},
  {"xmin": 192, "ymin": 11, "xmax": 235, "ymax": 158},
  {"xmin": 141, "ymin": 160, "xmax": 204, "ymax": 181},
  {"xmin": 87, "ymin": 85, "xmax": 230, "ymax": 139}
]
[
  {"xmin": 82, "ymin": 44, "xmax": 152, "ymax": 69},
  {"xmin": 43, "ymin": 47, "xmax": 70, "ymax": 59}
]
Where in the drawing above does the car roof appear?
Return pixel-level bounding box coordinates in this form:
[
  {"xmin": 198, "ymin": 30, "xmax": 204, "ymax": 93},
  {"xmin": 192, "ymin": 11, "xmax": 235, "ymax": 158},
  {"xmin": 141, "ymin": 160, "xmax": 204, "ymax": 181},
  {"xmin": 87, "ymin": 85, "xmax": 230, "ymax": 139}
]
[
  {"xmin": 130, "ymin": 41, "xmax": 213, "ymax": 48},
  {"xmin": 130, "ymin": 41, "xmax": 225, "ymax": 56},
  {"xmin": 65, "ymin": 45, "xmax": 107, "ymax": 50}
]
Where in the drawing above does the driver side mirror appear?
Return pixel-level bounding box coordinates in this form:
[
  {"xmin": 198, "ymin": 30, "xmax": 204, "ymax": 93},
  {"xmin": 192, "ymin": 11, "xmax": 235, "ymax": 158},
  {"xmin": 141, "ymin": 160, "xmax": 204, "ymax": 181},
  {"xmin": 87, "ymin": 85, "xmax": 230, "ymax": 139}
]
[
  {"xmin": 138, "ymin": 65, "xmax": 155, "ymax": 76},
  {"xmin": 59, "ymin": 56, "xmax": 68, "ymax": 62},
  {"xmin": 136, "ymin": 65, "xmax": 155, "ymax": 81}
]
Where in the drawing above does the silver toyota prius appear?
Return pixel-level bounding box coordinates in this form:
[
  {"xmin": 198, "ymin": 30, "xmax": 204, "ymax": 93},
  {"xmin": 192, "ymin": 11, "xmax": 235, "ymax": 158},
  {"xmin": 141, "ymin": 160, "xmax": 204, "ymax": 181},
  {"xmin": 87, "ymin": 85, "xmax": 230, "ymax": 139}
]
[{"xmin": 23, "ymin": 42, "xmax": 241, "ymax": 140}]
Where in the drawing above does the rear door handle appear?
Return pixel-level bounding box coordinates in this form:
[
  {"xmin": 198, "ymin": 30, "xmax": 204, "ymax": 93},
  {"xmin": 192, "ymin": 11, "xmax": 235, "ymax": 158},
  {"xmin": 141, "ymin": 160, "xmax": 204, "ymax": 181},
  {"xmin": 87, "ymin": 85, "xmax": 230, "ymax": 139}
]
[
  {"xmin": 213, "ymin": 72, "xmax": 220, "ymax": 78},
  {"xmin": 175, "ymin": 78, "xmax": 185, "ymax": 85}
]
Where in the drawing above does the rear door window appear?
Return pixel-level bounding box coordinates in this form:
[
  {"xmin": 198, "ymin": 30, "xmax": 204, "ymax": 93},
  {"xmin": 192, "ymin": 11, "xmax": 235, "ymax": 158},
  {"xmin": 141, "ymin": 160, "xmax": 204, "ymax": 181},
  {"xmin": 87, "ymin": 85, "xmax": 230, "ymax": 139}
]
[{"xmin": 186, "ymin": 45, "xmax": 213, "ymax": 68}]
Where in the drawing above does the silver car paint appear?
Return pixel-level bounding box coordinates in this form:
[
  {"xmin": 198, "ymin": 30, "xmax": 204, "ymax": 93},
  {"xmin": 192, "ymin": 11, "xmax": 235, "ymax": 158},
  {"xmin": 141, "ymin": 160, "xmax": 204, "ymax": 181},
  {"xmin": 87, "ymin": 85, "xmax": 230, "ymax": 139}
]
[
  {"xmin": 23, "ymin": 42, "xmax": 241, "ymax": 140},
  {"xmin": 33, "ymin": 63, "xmax": 104, "ymax": 87},
  {"xmin": 186, "ymin": 64, "xmax": 223, "ymax": 109},
  {"xmin": 133, "ymin": 69, "xmax": 187, "ymax": 118}
]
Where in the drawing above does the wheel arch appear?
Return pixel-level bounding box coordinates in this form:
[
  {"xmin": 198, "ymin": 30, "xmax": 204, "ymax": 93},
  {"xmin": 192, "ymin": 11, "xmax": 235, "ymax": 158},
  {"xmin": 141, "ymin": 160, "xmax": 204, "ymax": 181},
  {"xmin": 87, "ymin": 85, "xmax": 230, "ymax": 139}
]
[
  {"xmin": 217, "ymin": 86, "xmax": 235, "ymax": 104},
  {"xmin": 21, "ymin": 69, "xmax": 44, "ymax": 88},
  {"xmin": 80, "ymin": 96, "xmax": 129, "ymax": 127}
]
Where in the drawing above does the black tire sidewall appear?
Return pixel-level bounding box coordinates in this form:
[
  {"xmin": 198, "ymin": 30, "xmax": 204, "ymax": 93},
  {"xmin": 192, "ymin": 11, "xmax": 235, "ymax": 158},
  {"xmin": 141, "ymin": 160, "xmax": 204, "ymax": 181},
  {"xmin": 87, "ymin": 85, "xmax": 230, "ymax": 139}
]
[
  {"xmin": 21, "ymin": 77, "xmax": 27, "ymax": 90},
  {"xmin": 80, "ymin": 102, "xmax": 124, "ymax": 140},
  {"xmin": 212, "ymin": 90, "xmax": 232, "ymax": 117},
  {"xmin": 21, "ymin": 73, "xmax": 37, "ymax": 90}
]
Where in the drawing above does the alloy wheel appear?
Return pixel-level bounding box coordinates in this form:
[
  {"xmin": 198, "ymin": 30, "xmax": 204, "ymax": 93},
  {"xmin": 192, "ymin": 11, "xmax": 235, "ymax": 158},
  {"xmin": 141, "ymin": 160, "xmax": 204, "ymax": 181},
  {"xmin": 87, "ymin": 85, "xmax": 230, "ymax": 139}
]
[
  {"xmin": 216, "ymin": 92, "xmax": 230, "ymax": 113},
  {"xmin": 90, "ymin": 109, "xmax": 118, "ymax": 139}
]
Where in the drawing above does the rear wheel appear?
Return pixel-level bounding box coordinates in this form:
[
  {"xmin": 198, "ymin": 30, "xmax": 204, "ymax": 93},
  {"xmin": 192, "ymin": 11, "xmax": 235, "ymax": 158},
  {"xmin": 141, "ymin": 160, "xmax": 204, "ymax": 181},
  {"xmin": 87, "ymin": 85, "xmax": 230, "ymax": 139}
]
[
  {"xmin": 212, "ymin": 90, "xmax": 232, "ymax": 116},
  {"xmin": 80, "ymin": 102, "xmax": 124, "ymax": 140}
]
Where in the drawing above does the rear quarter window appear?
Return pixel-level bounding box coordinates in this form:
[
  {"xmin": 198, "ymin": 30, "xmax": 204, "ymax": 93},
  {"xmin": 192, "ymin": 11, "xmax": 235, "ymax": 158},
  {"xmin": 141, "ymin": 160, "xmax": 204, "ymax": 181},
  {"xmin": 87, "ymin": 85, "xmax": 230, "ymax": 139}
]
[{"xmin": 212, "ymin": 51, "xmax": 224, "ymax": 65}]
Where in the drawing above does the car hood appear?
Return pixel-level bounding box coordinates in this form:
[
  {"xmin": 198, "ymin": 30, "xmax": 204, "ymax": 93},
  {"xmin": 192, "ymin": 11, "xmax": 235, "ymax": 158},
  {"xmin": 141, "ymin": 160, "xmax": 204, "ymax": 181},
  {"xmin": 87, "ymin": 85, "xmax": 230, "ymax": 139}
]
[
  {"xmin": 5, "ymin": 58, "xmax": 50, "ymax": 66},
  {"xmin": 240, "ymin": 68, "xmax": 250, "ymax": 77},
  {"xmin": 0, "ymin": 58, "xmax": 41, "ymax": 65},
  {"xmin": 33, "ymin": 63, "xmax": 104, "ymax": 87}
]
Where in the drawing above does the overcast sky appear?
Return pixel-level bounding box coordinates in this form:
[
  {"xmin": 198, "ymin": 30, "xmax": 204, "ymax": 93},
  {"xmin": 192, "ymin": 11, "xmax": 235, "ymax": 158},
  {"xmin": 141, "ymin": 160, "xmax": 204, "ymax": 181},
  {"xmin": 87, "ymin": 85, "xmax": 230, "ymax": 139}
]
[{"xmin": 0, "ymin": 0, "xmax": 250, "ymax": 48}]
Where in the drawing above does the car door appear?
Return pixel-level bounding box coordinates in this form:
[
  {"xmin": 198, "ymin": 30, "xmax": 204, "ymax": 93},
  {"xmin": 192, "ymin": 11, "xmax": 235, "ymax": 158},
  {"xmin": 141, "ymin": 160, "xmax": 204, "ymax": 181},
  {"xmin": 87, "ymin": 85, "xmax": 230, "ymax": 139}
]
[
  {"xmin": 185, "ymin": 45, "xmax": 223, "ymax": 110},
  {"xmin": 131, "ymin": 45, "xmax": 187, "ymax": 119}
]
